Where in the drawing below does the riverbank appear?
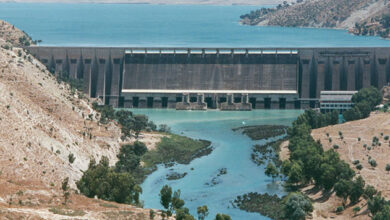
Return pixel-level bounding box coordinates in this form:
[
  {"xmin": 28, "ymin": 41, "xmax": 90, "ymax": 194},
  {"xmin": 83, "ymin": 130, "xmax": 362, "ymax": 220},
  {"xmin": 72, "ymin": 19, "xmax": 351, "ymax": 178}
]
[{"xmin": 135, "ymin": 133, "xmax": 212, "ymax": 183}]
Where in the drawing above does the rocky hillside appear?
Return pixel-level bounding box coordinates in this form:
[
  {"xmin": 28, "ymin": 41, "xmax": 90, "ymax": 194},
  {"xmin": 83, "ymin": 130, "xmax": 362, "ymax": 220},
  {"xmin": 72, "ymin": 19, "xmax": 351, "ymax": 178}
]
[
  {"xmin": 0, "ymin": 20, "xmax": 166, "ymax": 219},
  {"xmin": 241, "ymin": 0, "xmax": 390, "ymax": 38}
]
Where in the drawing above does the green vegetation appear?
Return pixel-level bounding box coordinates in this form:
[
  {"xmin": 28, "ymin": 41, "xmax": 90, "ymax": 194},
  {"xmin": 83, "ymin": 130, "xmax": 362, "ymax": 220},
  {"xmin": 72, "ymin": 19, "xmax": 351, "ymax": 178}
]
[
  {"xmin": 68, "ymin": 153, "xmax": 75, "ymax": 164},
  {"xmin": 48, "ymin": 207, "xmax": 86, "ymax": 216},
  {"xmin": 233, "ymin": 192, "xmax": 312, "ymax": 220},
  {"xmin": 343, "ymin": 87, "xmax": 382, "ymax": 121},
  {"xmin": 251, "ymin": 138, "xmax": 285, "ymax": 167},
  {"xmin": 142, "ymin": 134, "xmax": 212, "ymax": 168},
  {"xmin": 197, "ymin": 205, "xmax": 209, "ymax": 220},
  {"xmin": 233, "ymin": 125, "xmax": 288, "ymax": 140},
  {"xmin": 76, "ymin": 156, "xmax": 141, "ymax": 205},
  {"xmin": 92, "ymin": 103, "xmax": 156, "ymax": 139},
  {"xmin": 234, "ymin": 193, "xmax": 284, "ymax": 220},
  {"xmin": 115, "ymin": 141, "xmax": 147, "ymax": 173},
  {"xmin": 166, "ymin": 172, "xmax": 188, "ymax": 181},
  {"xmin": 159, "ymin": 185, "xmax": 193, "ymax": 219}
]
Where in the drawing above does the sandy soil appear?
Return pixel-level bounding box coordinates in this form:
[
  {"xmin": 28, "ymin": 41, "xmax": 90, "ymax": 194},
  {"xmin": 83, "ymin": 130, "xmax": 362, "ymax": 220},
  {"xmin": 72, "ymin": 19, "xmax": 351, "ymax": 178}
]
[{"xmin": 280, "ymin": 112, "xmax": 390, "ymax": 219}]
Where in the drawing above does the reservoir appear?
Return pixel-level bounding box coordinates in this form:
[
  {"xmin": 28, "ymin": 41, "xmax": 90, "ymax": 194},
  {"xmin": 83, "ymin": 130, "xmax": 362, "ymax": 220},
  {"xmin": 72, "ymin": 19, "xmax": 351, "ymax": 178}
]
[
  {"xmin": 132, "ymin": 109, "xmax": 302, "ymax": 219},
  {"xmin": 1, "ymin": 3, "xmax": 390, "ymax": 47}
]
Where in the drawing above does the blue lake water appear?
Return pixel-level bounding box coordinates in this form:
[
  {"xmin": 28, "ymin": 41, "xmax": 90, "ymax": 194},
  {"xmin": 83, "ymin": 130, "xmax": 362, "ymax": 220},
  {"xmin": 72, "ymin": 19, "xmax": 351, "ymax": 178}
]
[
  {"xmin": 1, "ymin": 3, "xmax": 390, "ymax": 47},
  {"xmin": 131, "ymin": 109, "xmax": 302, "ymax": 219}
]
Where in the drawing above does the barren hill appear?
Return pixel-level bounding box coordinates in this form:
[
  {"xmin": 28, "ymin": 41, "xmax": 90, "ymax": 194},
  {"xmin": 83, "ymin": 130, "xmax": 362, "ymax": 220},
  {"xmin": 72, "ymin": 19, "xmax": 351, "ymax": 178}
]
[
  {"xmin": 0, "ymin": 20, "xmax": 166, "ymax": 219},
  {"xmin": 241, "ymin": 0, "xmax": 390, "ymax": 38}
]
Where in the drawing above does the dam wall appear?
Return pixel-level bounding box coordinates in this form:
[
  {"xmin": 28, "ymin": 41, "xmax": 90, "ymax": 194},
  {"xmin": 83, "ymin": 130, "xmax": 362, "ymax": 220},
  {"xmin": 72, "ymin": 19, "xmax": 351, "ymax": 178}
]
[{"xmin": 27, "ymin": 47, "xmax": 390, "ymax": 109}]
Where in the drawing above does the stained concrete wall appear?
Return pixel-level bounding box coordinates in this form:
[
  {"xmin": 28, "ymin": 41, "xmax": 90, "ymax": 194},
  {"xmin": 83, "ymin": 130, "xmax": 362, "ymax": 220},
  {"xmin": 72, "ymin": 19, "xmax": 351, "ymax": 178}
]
[
  {"xmin": 122, "ymin": 53, "xmax": 297, "ymax": 91},
  {"xmin": 27, "ymin": 47, "xmax": 390, "ymax": 109}
]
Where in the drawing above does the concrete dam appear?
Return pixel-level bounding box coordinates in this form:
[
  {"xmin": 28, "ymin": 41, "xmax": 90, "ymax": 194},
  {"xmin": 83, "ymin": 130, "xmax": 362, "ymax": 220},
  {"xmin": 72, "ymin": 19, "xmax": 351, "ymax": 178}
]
[{"xmin": 27, "ymin": 47, "xmax": 390, "ymax": 110}]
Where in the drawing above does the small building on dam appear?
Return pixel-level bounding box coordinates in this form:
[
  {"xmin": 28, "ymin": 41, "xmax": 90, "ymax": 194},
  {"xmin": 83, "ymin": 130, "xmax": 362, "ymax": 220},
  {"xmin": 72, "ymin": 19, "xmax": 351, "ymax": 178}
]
[{"xmin": 27, "ymin": 47, "xmax": 390, "ymax": 110}]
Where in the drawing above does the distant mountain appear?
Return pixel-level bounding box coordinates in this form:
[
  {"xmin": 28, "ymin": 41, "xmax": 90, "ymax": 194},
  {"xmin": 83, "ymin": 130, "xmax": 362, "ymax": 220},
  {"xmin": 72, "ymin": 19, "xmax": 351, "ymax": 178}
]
[{"xmin": 240, "ymin": 0, "xmax": 390, "ymax": 39}]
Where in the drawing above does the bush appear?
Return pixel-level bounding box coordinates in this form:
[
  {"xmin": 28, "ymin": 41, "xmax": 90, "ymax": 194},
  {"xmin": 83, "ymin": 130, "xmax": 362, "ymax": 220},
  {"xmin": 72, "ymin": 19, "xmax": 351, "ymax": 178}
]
[
  {"xmin": 352, "ymin": 160, "xmax": 360, "ymax": 165},
  {"xmin": 76, "ymin": 157, "xmax": 141, "ymax": 205},
  {"xmin": 369, "ymin": 159, "xmax": 377, "ymax": 167},
  {"xmin": 115, "ymin": 141, "xmax": 147, "ymax": 173},
  {"xmin": 333, "ymin": 144, "xmax": 339, "ymax": 150},
  {"xmin": 356, "ymin": 164, "xmax": 363, "ymax": 170},
  {"xmin": 282, "ymin": 192, "xmax": 313, "ymax": 220},
  {"xmin": 68, "ymin": 153, "xmax": 75, "ymax": 164}
]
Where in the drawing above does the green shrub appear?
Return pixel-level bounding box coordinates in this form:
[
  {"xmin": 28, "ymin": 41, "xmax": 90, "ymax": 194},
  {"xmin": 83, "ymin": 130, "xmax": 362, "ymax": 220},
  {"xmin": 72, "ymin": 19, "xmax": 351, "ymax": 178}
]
[
  {"xmin": 68, "ymin": 153, "xmax": 75, "ymax": 164},
  {"xmin": 76, "ymin": 157, "xmax": 141, "ymax": 205},
  {"xmin": 336, "ymin": 206, "xmax": 344, "ymax": 213}
]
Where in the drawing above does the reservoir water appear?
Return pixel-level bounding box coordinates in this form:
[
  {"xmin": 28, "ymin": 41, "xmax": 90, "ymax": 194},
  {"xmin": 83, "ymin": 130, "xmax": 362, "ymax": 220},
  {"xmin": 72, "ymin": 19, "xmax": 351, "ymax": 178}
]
[
  {"xmin": 132, "ymin": 109, "xmax": 302, "ymax": 219},
  {"xmin": 1, "ymin": 3, "xmax": 390, "ymax": 47}
]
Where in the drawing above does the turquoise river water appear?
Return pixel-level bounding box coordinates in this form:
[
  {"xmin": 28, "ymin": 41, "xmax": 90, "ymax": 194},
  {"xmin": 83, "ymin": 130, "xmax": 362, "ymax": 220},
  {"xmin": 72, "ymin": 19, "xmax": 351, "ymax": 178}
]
[{"xmin": 132, "ymin": 109, "xmax": 302, "ymax": 219}]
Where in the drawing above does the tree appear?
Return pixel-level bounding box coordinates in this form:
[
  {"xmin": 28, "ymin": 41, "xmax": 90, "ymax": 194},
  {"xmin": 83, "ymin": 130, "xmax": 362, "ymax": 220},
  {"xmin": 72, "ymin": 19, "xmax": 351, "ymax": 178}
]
[
  {"xmin": 214, "ymin": 214, "xmax": 232, "ymax": 220},
  {"xmin": 76, "ymin": 156, "xmax": 141, "ymax": 205},
  {"xmin": 386, "ymin": 164, "xmax": 390, "ymax": 174},
  {"xmin": 265, "ymin": 162, "xmax": 279, "ymax": 181},
  {"xmin": 172, "ymin": 190, "xmax": 185, "ymax": 210},
  {"xmin": 363, "ymin": 185, "xmax": 378, "ymax": 200},
  {"xmin": 334, "ymin": 179, "xmax": 352, "ymax": 205},
  {"xmin": 115, "ymin": 141, "xmax": 147, "ymax": 173},
  {"xmin": 368, "ymin": 193, "xmax": 386, "ymax": 215},
  {"xmin": 160, "ymin": 185, "xmax": 172, "ymax": 210},
  {"xmin": 176, "ymin": 208, "xmax": 195, "ymax": 220},
  {"xmin": 349, "ymin": 176, "xmax": 365, "ymax": 204},
  {"xmin": 351, "ymin": 87, "xmax": 382, "ymax": 109},
  {"xmin": 133, "ymin": 114, "xmax": 148, "ymax": 138},
  {"xmin": 287, "ymin": 161, "xmax": 303, "ymax": 185},
  {"xmin": 282, "ymin": 192, "xmax": 313, "ymax": 220},
  {"xmin": 373, "ymin": 205, "xmax": 390, "ymax": 220},
  {"xmin": 197, "ymin": 205, "xmax": 209, "ymax": 220}
]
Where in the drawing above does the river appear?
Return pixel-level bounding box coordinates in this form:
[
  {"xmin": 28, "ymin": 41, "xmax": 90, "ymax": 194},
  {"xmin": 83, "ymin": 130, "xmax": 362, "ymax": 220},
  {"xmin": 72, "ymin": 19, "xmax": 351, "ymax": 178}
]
[{"xmin": 131, "ymin": 109, "xmax": 302, "ymax": 219}]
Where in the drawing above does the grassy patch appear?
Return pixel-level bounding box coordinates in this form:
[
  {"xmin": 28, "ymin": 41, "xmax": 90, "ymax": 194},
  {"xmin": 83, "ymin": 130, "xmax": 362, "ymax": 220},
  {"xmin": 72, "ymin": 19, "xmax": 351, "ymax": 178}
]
[
  {"xmin": 233, "ymin": 193, "xmax": 284, "ymax": 220},
  {"xmin": 99, "ymin": 203, "xmax": 119, "ymax": 208},
  {"xmin": 166, "ymin": 172, "xmax": 188, "ymax": 181},
  {"xmin": 48, "ymin": 207, "xmax": 86, "ymax": 216},
  {"xmin": 142, "ymin": 134, "xmax": 212, "ymax": 168},
  {"xmin": 132, "ymin": 134, "xmax": 212, "ymax": 183},
  {"xmin": 251, "ymin": 138, "xmax": 286, "ymax": 167},
  {"xmin": 233, "ymin": 125, "xmax": 288, "ymax": 140}
]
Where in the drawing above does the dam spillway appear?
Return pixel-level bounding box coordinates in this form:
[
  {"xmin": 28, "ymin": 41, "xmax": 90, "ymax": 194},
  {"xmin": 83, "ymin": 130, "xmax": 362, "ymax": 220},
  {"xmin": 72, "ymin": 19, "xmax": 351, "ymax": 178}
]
[{"xmin": 27, "ymin": 47, "xmax": 390, "ymax": 110}]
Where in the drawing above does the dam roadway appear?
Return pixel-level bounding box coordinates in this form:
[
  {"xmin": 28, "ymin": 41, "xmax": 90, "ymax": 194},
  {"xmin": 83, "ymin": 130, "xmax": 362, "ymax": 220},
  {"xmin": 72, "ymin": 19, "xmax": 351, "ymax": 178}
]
[{"xmin": 27, "ymin": 47, "xmax": 390, "ymax": 110}]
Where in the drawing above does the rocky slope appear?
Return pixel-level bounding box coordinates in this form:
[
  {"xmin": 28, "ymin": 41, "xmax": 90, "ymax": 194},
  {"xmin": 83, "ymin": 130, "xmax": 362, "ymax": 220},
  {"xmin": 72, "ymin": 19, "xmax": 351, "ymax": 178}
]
[
  {"xmin": 241, "ymin": 0, "xmax": 390, "ymax": 38},
  {"xmin": 0, "ymin": 20, "xmax": 166, "ymax": 219}
]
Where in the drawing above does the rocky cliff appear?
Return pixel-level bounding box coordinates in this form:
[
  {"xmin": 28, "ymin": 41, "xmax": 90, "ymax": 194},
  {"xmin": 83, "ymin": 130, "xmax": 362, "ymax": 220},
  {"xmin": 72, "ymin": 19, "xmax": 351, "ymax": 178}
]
[{"xmin": 241, "ymin": 0, "xmax": 390, "ymax": 39}]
